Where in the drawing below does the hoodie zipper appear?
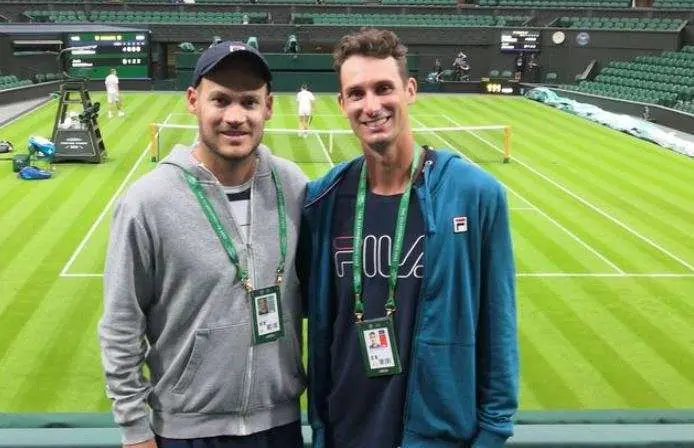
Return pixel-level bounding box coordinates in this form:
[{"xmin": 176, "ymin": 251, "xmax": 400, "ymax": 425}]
[
  {"xmin": 240, "ymin": 174, "xmax": 257, "ymax": 428},
  {"xmin": 402, "ymin": 159, "xmax": 434, "ymax": 433}
]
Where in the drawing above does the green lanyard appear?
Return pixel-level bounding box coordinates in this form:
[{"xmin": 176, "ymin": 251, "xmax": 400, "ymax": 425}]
[
  {"xmin": 352, "ymin": 147, "xmax": 422, "ymax": 322},
  {"xmin": 182, "ymin": 166, "xmax": 287, "ymax": 292}
]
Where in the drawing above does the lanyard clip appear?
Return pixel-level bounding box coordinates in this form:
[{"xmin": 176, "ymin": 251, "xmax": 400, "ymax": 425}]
[
  {"xmin": 385, "ymin": 295, "xmax": 396, "ymax": 317},
  {"xmin": 242, "ymin": 277, "xmax": 253, "ymax": 293},
  {"xmin": 276, "ymin": 270, "xmax": 283, "ymax": 285}
]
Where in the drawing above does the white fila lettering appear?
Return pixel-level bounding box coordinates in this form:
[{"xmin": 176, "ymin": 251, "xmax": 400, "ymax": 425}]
[{"xmin": 333, "ymin": 235, "xmax": 424, "ymax": 279}]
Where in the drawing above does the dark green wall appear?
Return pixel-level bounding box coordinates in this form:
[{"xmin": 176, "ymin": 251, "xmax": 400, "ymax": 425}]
[{"xmin": 175, "ymin": 52, "xmax": 420, "ymax": 92}]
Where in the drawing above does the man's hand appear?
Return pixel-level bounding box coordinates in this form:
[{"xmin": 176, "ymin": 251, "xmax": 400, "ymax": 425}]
[{"xmin": 124, "ymin": 440, "xmax": 157, "ymax": 448}]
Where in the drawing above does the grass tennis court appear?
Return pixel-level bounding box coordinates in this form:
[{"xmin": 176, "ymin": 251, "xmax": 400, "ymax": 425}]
[{"xmin": 0, "ymin": 92, "xmax": 692, "ymax": 413}]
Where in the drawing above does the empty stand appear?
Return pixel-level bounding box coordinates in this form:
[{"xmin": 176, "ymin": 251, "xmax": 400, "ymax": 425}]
[
  {"xmin": 26, "ymin": 10, "xmax": 267, "ymax": 24},
  {"xmin": 382, "ymin": 0, "xmax": 457, "ymax": 5},
  {"xmin": 477, "ymin": 0, "xmax": 631, "ymax": 7},
  {"xmin": 555, "ymin": 16, "xmax": 684, "ymax": 30},
  {"xmin": 653, "ymin": 0, "xmax": 694, "ymax": 8},
  {"xmin": 0, "ymin": 75, "xmax": 33, "ymax": 91},
  {"xmin": 565, "ymin": 46, "xmax": 694, "ymax": 107},
  {"xmin": 291, "ymin": 13, "xmax": 528, "ymax": 26}
]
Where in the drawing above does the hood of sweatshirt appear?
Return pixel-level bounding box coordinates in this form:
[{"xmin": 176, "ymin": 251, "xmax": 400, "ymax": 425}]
[{"xmin": 159, "ymin": 143, "xmax": 276, "ymax": 185}]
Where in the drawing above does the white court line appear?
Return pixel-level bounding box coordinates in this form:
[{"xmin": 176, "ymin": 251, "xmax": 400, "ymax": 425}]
[
  {"xmin": 442, "ymin": 113, "xmax": 694, "ymax": 273},
  {"xmin": 59, "ymin": 113, "xmax": 174, "ymax": 277},
  {"xmin": 314, "ymin": 133, "xmax": 334, "ymax": 167},
  {"xmin": 59, "ymin": 145, "xmax": 152, "ymax": 277},
  {"xmin": 517, "ymin": 273, "xmax": 694, "ymax": 278},
  {"xmin": 411, "ymin": 117, "xmax": 625, "ymax": 274},
  {"xmin": 60, "ymin": 273, "xmax": 103, "ymax": 278}
]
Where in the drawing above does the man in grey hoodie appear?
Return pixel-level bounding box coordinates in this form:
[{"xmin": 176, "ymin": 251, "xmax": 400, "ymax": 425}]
[{"xmin": 99, "ymin": 42, "xmax": 308, "ymax": 448}]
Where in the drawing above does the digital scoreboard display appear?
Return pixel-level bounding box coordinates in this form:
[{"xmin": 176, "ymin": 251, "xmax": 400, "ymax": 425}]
[
  {"xmin": 481, "ymin": 78, "xmax": 521, "ymax": 96},
  {"xmin": 500, "ymin": 30, "xmax": 541, "ymax": 53},
  {"xmin": 65, "ymin": 32, "xmax": 150, "ymax": 79}
]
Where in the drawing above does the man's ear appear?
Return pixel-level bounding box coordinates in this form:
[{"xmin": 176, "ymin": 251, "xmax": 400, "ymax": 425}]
[
  {"xmin": 186, "ymin": 86, "xmax": 199, "ymax": 114},
  {"xmin": 265, "ymin": 92, "xmax": 274, "ymax": 121},
  {"xmin": 337, "ymin": 92, "xmax": 347, "ymax": 118},
  {"xmin": 406, "ymin": 77, "xmax": 417, "ymax": 105}
]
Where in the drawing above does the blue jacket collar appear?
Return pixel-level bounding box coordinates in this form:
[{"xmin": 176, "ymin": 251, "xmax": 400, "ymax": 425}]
[{"xmin": 305, "ymin": 149, "xmax": 460, "ymax": 208}]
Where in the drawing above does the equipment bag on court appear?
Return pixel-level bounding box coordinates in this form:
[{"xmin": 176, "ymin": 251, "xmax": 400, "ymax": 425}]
[
  {"xmin": 0, "ymin": 140, "xmax": 13, "ymax": 153},
  {"xmin": 12, "ymin": 154, "xmax": 30, "ymax": 173}
]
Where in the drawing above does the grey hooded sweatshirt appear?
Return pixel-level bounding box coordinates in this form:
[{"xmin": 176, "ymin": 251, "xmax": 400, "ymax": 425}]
[{"xmin": 99, "ymin": 144, "xmax": 308, "ymax": 444}]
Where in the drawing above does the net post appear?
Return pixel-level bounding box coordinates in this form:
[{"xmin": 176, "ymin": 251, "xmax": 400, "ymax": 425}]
[
  {"xmin": 150, "ymin": 123, "xmax": 158, "ymax": 162},
  {"xmin": 503, "ymin": 125, "xmax": 511, "ymax": 164}
]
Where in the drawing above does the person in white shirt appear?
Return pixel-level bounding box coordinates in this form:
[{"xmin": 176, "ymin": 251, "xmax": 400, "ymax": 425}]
[
  {"xmin": 296, "ymin": 84, "xmax": 315, "ymax": 137},
  {"xmin": 104, "ymin": 69, "xmax": 125, "ymax": 118}
]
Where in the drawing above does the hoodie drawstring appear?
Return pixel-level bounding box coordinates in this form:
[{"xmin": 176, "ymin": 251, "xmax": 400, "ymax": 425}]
[{"xmin": 418, "ymin": 159, "xmax": 436, "ymax": 235}]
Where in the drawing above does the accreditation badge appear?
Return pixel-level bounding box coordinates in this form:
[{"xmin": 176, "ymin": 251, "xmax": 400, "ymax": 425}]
[
  {"xmin": 250, "ymin": 286, "xmax": 284, "ymax": 344},
  {"xmin": 356, "ymin": 316, "xmax": 402, "ymax": 377}
]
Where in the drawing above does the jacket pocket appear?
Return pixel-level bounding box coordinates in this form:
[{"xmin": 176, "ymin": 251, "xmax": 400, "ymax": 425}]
[
  {"xmin": 246, "ymin": 314, "xmax": 305, "ymax": 411},
  {"xmin": 168, "ymin": 322, "xmax": 251, "ymax": 413},
  {"xmin": 406, "ymin": 342, "xmax": 477, "ymax": 441}
]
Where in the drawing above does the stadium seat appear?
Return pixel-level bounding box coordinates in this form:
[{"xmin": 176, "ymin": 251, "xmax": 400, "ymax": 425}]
[
  {"xmin": 571, "ymin": 47, "xmax": 694, "ymax": 107},
  {"xmin": 298, "ymin": 13, "xmax": 528, "ymax": 28}
]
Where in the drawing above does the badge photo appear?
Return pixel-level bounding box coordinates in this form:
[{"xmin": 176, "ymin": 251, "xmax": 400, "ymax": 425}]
[
  {"xmin": 356, "ymin": 316, "xmax": 402, "ymax": 377},
  {"xmin": 250, "ymin": 286, "xmax": 284, "ymax": 344},
  {"xmin": 364, "ymin": 328, "xmax": 395, "ymax": 369}
]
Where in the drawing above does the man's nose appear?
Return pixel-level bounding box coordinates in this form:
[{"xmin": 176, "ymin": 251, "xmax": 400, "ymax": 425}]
[
  {"xmin": 363, "ymin": 92, "xmax": 380, "ymax": 116},
  {"xmin": 222, "ymin": 104, "xmax": 245, "ymax": 125}
]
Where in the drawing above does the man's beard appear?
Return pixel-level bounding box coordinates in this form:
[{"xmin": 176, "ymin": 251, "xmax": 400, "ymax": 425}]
[
  {"xmin": 200, "ymin": 131, "xmax": 262, "ymax": 162},
  {"xmin": 367, "ymin": 137, "xmax": 390, "ymax": 154}
]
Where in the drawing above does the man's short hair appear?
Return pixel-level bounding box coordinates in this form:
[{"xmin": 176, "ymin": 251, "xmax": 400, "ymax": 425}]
[{"xmin": 332, "ymin": 28, "xmax": 408, "ymax": 86}]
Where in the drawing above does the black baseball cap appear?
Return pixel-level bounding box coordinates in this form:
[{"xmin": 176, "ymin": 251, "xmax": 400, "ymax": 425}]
[{"xmin": 190, "ymin": 41, "xmax": 272, "ymax": 88}]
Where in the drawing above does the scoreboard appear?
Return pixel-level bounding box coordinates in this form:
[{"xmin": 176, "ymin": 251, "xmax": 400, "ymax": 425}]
[
  {"xmin": 480, "ymin": 78, "xmax": 521, "ymax": 96},
  {"xmin": 500, "ymin": 30, "xmax": 541, "ymax": 53},
  {"xmin": 65, "ymin": 32, "xmax": 150, "ymax": 79}
]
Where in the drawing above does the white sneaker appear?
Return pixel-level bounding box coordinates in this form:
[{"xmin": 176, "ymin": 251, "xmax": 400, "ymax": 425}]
[
  {"xmin": 118, "ymin": 111, "xmax": 125, "ymax": 117},
  {"xmin": 108, "ymin": 112, "xmax": 113, "ymax": 118}
]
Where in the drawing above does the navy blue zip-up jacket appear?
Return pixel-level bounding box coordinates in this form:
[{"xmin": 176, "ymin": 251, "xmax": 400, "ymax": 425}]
[{"xmin": 300, "ymin": 149, "xmax": 518, "ymax": 448}]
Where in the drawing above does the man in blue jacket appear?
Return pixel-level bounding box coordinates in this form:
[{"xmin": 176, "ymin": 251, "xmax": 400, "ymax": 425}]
[{"xmin": 300, "ymin": 28, "xmax": 518, "ymax": 448}]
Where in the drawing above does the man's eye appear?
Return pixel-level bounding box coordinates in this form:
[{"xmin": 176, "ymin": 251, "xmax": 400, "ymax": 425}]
[
  {"xmin": 377, "ymin": 85, "xmax": 393, "ymax": 94},
  {"xmin": 243, "ymin": 99, "xmax": 259, "ymax": 108}
]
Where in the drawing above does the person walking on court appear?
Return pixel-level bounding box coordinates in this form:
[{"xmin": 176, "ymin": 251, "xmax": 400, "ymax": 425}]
[
  {"xmin": 296, "ymin": 84, "xmax": 316, "ymax": 138},
  {"xmin": 99, "ymin": 41, "xmax": 307, "ymax": 448},
  {"xmin": 105, "ymin": 69, "xmax": 125, "ymax": 117},
  {"xmin": 300, "ymin": 28, "xmax": 518, "ymax": 448}
]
